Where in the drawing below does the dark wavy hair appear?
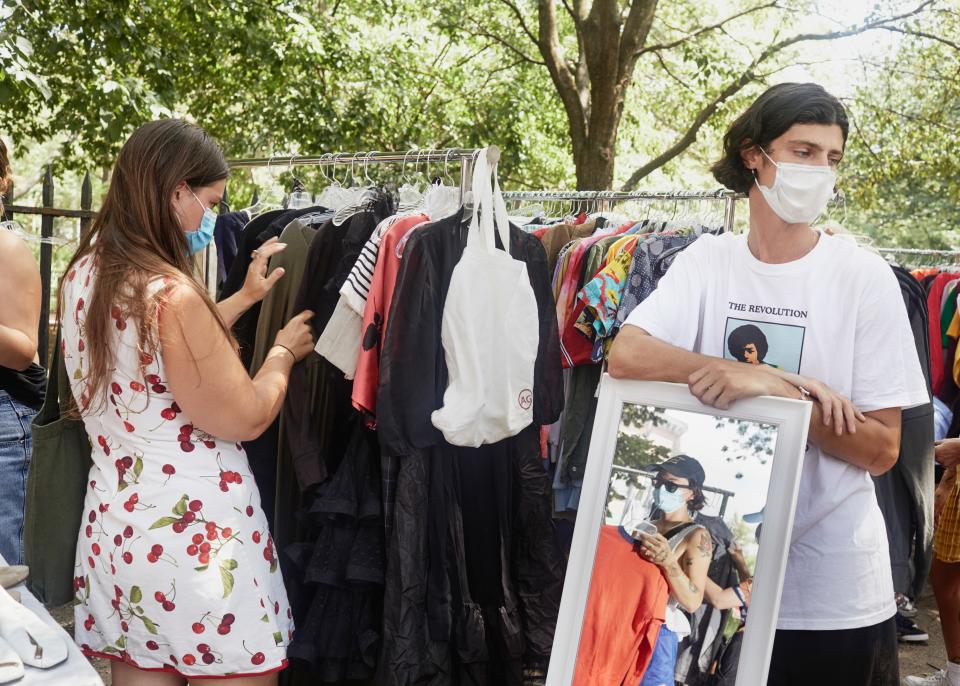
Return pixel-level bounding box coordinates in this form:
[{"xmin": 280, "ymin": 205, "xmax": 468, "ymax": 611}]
[
  {"xmin": 711, "ymin": 83, "xmax": 849, "ymax": 193},
  {"xmin": 728, "ymin": 324, "xmax": 769, "ymax": 362},
  {"xmin": 686, "ymin": 487, "xmax": 706, "ymax": 512}
]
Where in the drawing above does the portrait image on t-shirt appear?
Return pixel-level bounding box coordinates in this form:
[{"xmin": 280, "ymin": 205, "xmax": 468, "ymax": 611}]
[{"xmin": 724, "ymin": 318, "xmax": 806, "ymax": 374}]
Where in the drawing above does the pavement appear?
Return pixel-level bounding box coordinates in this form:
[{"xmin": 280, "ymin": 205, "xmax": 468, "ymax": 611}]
[{"xmin": 900, "ymin": 585, "xmax": 950, "ymax": 682}]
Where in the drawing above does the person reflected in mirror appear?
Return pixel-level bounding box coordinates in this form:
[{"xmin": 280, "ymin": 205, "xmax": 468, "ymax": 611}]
[
  {"xmin": 635, "ymin": 455, "xmax": 713, "ymax": 686},
  {"xmin": 709, "ymin": 512, "xmax": 763, "ymax": 686}
]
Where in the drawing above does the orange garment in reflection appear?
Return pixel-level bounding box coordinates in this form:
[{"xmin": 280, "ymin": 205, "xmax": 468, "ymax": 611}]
[{"xmin": 573, "ymin": 525, "xmax": 669, "ymax": 686}]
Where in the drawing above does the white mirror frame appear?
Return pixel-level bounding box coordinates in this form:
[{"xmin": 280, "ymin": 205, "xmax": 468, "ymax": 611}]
[{"xmin": 546, "ymin": 376, "xmax": 812, "ymax": 686}]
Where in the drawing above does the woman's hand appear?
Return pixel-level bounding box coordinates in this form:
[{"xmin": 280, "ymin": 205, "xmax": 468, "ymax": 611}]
[
  {"xmin": 936, "ymin": 439, "xmax": 960, "ymax": 469},
  {"xmin": 274, "ymin": 310, "xmax": 316, "ymax": 362},
  {"xmin": 637, "ymin": 532, "xmax": 676, "ymax": 568},
  {"xmin": 240, "ymin": 238, "xmax": 288, "ymax": 305},
  {"xmin": 935, "ymin": 467, "xmax": 956, "ymax": 526}
]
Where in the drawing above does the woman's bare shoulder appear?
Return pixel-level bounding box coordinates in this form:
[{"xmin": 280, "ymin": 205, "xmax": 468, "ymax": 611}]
[{"xmin": 0, "ymin": 230, "xmax": 38, "ymax": 277}]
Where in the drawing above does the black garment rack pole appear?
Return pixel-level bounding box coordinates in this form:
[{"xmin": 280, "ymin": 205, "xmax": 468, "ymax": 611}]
[
  {"xmin": 500, "ymin": 189, "xmax": 744, "ymax": 233},
  {"xmin": 226, "ymin": 148, "xmax": 488, "ymax": 200}
]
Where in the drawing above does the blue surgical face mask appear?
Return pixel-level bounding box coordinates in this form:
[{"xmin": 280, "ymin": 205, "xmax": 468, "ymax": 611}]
[
  {"xmin": 183, "ymin": 190, "xmax": 217, "ymax": 255},
  {"xmin": 653, "ymin": 484, "xmax": 687, "ymax": 513}
]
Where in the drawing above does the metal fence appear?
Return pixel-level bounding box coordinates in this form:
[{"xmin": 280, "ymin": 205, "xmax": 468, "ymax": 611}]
[{"xmin": 2, "ymin": 166, "xmax": 95, "ymax": 367}]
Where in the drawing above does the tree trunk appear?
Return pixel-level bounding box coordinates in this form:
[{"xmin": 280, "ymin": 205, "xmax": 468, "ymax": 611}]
[
  {"xmin": 535, "ymin": 0, "xmax": 657, "ymax": 191},
  {"xmin": 574, "ymin": 137, "xmax": 616, "ymax": 190}
]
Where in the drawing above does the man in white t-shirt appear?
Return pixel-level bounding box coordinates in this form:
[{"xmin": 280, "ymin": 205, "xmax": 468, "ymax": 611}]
[{"xmin": 609, "ymin": 83, "xmax": 928, "ymax": 685}]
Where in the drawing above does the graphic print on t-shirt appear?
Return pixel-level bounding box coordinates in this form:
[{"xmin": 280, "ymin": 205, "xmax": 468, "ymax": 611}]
[{"xmin": 723, "ymin": 317, "xmax": 806, "ymax": 373}]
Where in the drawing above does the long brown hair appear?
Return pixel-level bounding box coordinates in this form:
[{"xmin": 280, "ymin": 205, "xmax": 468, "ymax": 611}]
[
  {"xmin": 0, "ymin": 138, "xmax": 12, "ymax": 213},
  {"xmin": 60, "ymin": 119, "xmax": 230, "ymax": 413}
]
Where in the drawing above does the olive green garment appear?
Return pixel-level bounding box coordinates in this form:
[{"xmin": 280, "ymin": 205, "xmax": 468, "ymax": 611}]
[{"xmin": 249, "ymin": 219, "xmax": 320, "ymax": 375}]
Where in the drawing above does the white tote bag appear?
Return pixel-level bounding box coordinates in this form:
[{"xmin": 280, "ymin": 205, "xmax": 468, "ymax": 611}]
[{"xmin": 430, "ymin": 149, "xmax": 539, "ymax": 447}]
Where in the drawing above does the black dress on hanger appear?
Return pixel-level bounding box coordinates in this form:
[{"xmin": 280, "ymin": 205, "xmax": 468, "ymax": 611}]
[{"xmin": 375, "ymin": 208, "xmax": 565, "ymax": 685}]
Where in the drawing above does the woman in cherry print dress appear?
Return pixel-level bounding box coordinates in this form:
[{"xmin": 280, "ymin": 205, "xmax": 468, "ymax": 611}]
[{"xmin": 59, "ymin": 119, "xmax": 314, "ymax": 686}]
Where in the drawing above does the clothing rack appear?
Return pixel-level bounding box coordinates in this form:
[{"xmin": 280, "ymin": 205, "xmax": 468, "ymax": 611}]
[
  {"xmin": 227, "ymin": 148, "xmax": 488, "ymax": 197},
  {"xmin": 877, "ymin": 247, "xmax": 960, "ymax": 257},
  {"xmin": 877, "ymin": 247, "xmax": 960, "ymax": 271},
  {"xmin": 500, "ymin": 189, "xmax": 743, "ymax": 234}
]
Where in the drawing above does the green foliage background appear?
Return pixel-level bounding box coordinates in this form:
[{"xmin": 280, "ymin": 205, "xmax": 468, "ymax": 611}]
[{"xmin": 1, "ymin": 0, "xmax": 958, "ymax": 253}]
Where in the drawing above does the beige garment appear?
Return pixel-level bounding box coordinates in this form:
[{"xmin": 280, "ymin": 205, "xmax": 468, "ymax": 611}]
[
  {"xmin": 0, "ymin": 567, "xmax": 27, "ymax": 591},
  {"xmin": 539, "ymin": 218, "xmax": 597, "ymax": 273}
]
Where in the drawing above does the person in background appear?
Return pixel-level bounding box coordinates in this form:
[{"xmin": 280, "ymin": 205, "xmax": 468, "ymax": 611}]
[
  {"xmin": 610, "ymin": 82, "xmax": 928, "ymax": 685},
  {"xmin": 59, "ymin": 119, "xmax": 315, "ymax": 686},
  {"xmin": 0, "ymin": 137, "xmax": 45, "ymax": 566},
  {"xmin": 636, "ymin": 455, "xmax": 714, "ymax": 686},
  {"xmin": 905, "ymin": 438, "xmax": 960, "ymax": 685}
]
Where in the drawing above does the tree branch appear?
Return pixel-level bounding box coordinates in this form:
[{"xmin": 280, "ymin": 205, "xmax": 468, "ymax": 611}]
[
  {"xmin": 620, "ymin": 0, "xmax": 936, "ymax": 190},
  {"xmin": 847, "ymin": 108, "xmax": 883, "ymax": 166},
  {"xmin": 497, "ymin": 0, "xmax": 540, "ymax": 47},
  {"xmin": 653, "ymin": 51, "xmax": 694, "ymax": 92},
  {"xmin": 618, "ymin": 0, "xmax": 659, "ymax": 83},
  {"xmin": 560, "ymin": 0, "xmax": 578, "ymax": 27},
  {"xmin": 637, "ymin": 1, "xmax": 779, "ymax": 57},
  {"xmin": 537, "ymin": 0, "xmax": 587, "ymax": 146},
  {"xmin": 467, "ymin": 24, "xmax": 546, "ymax": 66},
  {"xmin": 879, "ymin": 25, "xmax": 960, "ymax": 51}
]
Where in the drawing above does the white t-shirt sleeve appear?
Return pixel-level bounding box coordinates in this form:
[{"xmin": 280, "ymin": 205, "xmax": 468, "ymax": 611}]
[
  {"xmin": 851, "ymin": 258, "xmax": 930, "ymax": 412},
  {"xmin": 622, "ymin": 239, "xmax": 706, "ymax": 351}
]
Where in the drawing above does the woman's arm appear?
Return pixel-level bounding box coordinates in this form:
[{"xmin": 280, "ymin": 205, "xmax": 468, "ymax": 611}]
[
  {"xmin": 160, "ymin": 282, "xmax": 314, "ymax": 442},
  {"xmin": 703, "ymin": 578, "xmax": 741, "ymax": 611},
  {"xmin": 0, "ymin": 231, "xmax": 40, "ymax": 370}
]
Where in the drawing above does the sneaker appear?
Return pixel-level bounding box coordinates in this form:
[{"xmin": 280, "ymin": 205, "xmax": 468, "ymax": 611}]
[
  {"xmin": 898, "ymin": 594, "xmax": 919, "ymax": 618},
  {"xmin": 904, "ymin": 670, "xmax": 951, "ymax": 685},
  {"xmin": 896, "ymin": 613, "xmax": 930, "ymax": 643}
]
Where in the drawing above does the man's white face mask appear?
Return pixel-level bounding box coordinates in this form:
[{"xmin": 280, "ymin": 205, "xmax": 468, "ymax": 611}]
[{"xmin": 755, "ymin": 148, "xmax": 837, "ymax": 224}]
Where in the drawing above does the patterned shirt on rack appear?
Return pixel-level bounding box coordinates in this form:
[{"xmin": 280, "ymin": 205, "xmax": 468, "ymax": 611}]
[{"xmin": 613, "ymin": 232, "xmax": 702, "ymax": 335}]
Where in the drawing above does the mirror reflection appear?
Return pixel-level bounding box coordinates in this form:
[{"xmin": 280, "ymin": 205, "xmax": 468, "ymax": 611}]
[{"xmin": 573, "ymin": 403, "xmax": 779, "ymax": 686}]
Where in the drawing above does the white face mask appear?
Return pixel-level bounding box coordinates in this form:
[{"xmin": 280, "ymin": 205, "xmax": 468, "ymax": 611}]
[{"xmin": 755, "ymin": 148, "xmax": 837, "ymax": 224}]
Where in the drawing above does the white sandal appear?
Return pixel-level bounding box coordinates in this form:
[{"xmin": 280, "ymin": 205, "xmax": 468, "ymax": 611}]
[
  {"xmin": 0, "ymin": 585, "xmax": 68, "ymax": 669},
  {"xmin": 0, "ymin": 636, "xmax": 24, "ymax": 684}
]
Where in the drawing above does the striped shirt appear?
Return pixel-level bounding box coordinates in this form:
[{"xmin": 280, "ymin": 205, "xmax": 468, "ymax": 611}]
[{"xmin": 339, "ymin": 215, "xmax": 399, "ymax": 314}]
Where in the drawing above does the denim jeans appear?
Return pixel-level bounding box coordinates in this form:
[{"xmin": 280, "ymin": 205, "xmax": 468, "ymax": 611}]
[
  {"xmin": 0, "ymin": 390, "xmax": 36, "ymax": 565},
  {"xmin": 639, "ymin": 624, "xmax": 679, "ymax": 686}
]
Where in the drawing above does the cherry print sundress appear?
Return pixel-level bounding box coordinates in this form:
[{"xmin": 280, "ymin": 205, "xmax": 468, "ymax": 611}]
[{"xmin": 62, "ymin": 256, "xmax": 293, "ymax": 678}]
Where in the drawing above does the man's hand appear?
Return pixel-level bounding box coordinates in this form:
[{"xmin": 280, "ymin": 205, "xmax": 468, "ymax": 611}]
[
  {"xmin": 774, "ymin": 371, "xmax": 865, "ymax": 437},
  {"xmin": 688, "ymin": 360, "xmax": 795, "ymax": 410}
]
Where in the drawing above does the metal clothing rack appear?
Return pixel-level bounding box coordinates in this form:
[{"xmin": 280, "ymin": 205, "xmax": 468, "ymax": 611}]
[
  {"xmin": 226, "ymin": 148, "xmax": 488, "ymax": 197},
  {"xmin": 877, "ymin": 247, "xmax": 960, "ymax": 271},
  {"xmin": 500, "ymin": 189, "xmax": 744, "ymax": 233}
]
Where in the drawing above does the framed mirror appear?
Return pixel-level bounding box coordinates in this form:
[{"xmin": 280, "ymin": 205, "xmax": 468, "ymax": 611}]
[{"xmin": 547, "ymin": 378, "xmax": 812, "ymax": 686}]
